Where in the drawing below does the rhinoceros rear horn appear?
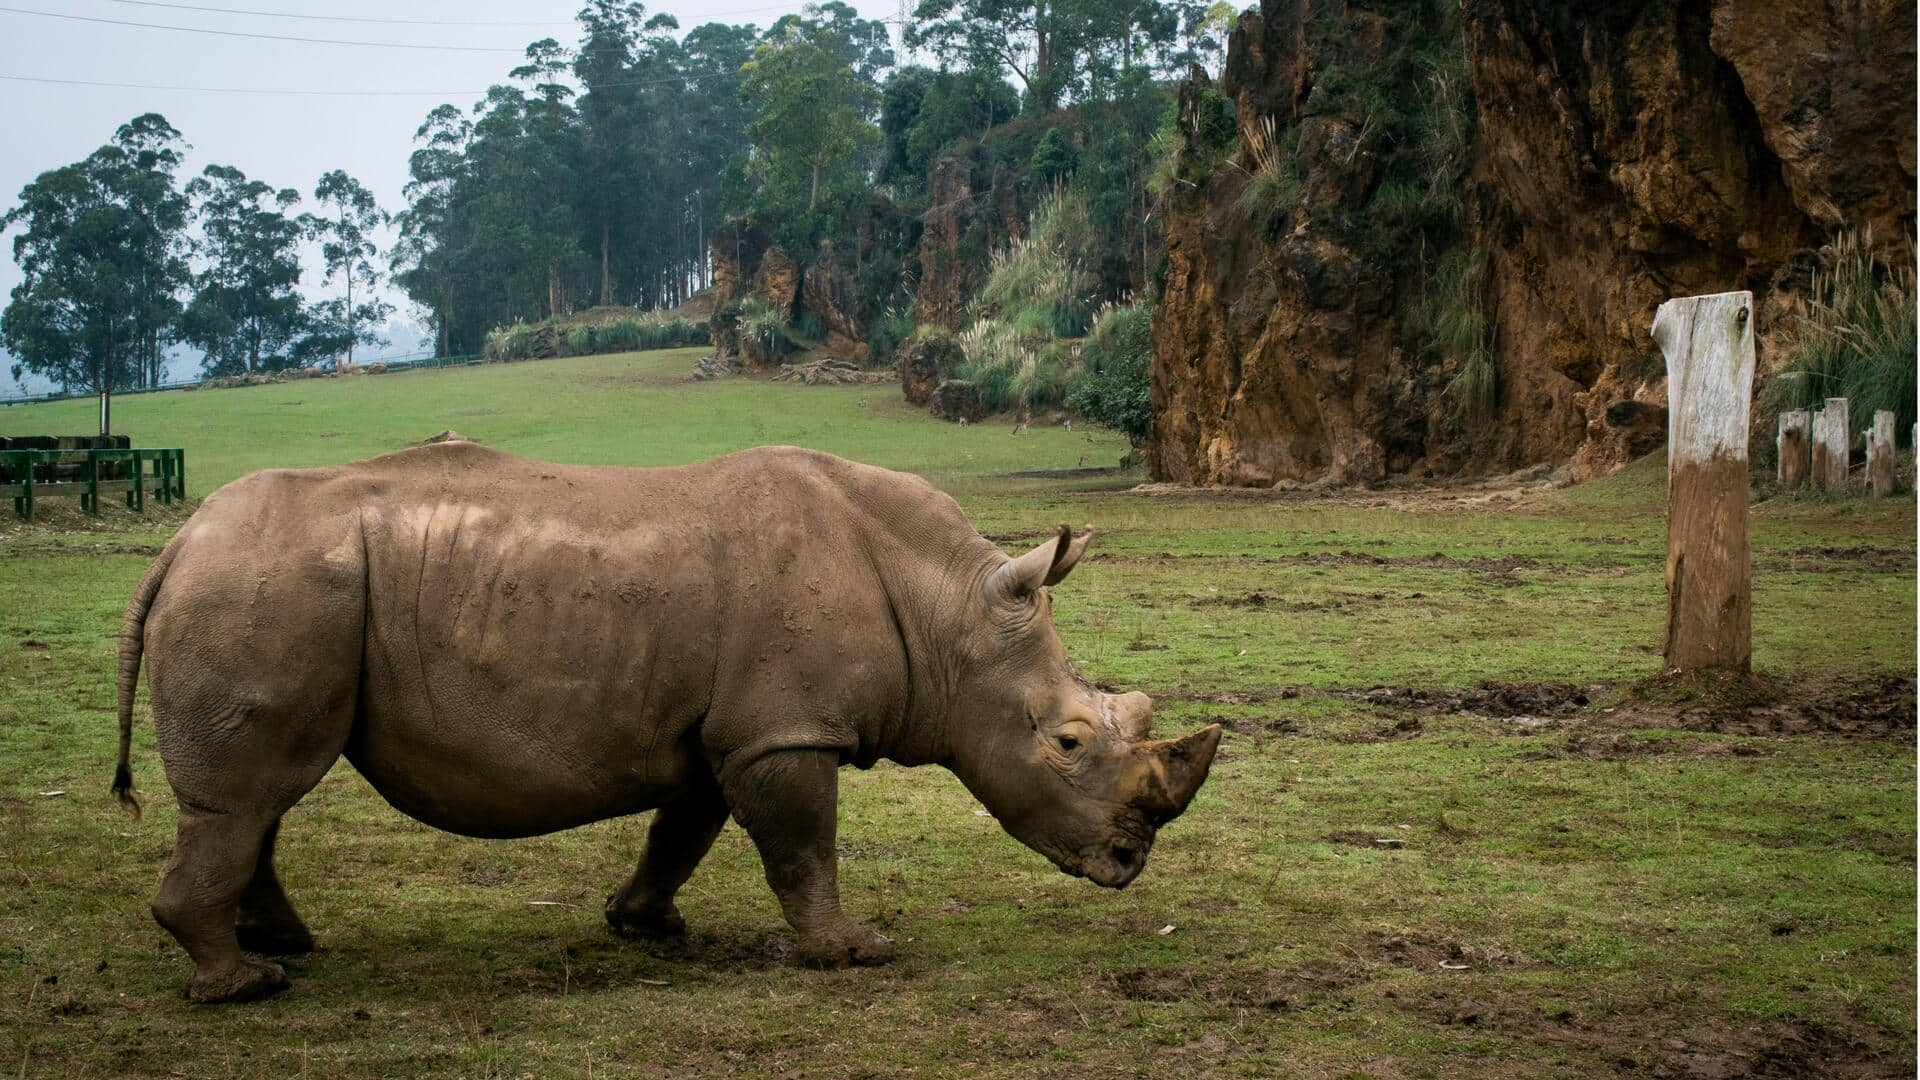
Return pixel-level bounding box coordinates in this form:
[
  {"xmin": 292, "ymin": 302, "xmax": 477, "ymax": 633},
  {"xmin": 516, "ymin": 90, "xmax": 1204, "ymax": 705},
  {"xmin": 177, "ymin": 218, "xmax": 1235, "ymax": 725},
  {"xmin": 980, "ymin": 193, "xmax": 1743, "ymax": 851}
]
[{"xmin": 1127, "ymin": 724, "xmax": 1223, "ymax": 825}]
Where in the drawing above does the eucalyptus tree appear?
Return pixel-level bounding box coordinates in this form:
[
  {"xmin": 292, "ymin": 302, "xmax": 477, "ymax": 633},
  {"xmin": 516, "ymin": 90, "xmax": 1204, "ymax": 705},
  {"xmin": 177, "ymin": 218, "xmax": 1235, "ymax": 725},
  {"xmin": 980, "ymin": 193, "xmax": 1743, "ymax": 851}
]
[
  {"xmin": 180, "ymin": 165, "xmax": 308, "ymax": 375},
  {"xmin": 2, "ymin": 113, "xmax": 190, "ymax": 416},
  {"xmin": 306, "ymin": 170, "xmax": 391, "ymax": 364}
]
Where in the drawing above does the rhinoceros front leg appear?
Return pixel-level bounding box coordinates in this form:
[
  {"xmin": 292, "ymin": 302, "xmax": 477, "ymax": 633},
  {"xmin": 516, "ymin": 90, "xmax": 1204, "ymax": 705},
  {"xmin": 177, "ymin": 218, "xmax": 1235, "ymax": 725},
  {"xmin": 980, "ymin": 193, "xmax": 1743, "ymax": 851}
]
[
  {"xmin": 605, "ymin": 776, "xmax": 729, "ymax": 939},
  {"xmin": 726, "ymin": 749, "xmax": 894, "ymax": 967}
]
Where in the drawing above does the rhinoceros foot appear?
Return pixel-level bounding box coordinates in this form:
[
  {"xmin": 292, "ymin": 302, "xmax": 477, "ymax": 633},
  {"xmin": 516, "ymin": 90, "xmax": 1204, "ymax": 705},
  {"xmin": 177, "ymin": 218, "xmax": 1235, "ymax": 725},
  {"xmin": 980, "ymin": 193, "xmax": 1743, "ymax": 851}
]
[
  {"xmin": 796, "ymin": 918, "xmax": 894, "ymax": 968},
  {"xmin": 185, "ymin": 958, "xmax": 288, "ymax": 1004},
  {"xmin": 605, "ymin": 899, "xmax": 687, "ymax": 940}
]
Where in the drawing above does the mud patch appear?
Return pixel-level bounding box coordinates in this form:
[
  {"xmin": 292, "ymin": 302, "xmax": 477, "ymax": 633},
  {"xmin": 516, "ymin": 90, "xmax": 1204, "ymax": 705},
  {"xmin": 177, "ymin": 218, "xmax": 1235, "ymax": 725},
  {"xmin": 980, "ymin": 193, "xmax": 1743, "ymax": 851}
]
[
  {"xmin": 1759, "ymin": 544, "xmax": 1915, "ymax": 575},
  {"xmin": 1274, "ymin": 549, "xmax": 1544, "ymax": 578},
  {"xmin": 1210, "ymin": 712, "xmax": 1299, "ymax": 736},
  {"xmin": 1001, "ymin": 467, "xmax": 1125, "ymax": 480},
  {"xmin": 1344, "ymin": 681, "xmax": 1606, "ymax": 719},
  {"xmin": 1644, "ymin": 1018, "xmax": 1911, "ymax": 1078},
  {"xmin": 1616, "ymin": 672, "xmax": 1916, "ymax": 740},
  {"xmin": 4, "ymin": 542, "xmax": 165, "ymax": 559},
  {"xmin": 1106, "ymin": 962, "xmax": 1359, "ymax": 1011}
]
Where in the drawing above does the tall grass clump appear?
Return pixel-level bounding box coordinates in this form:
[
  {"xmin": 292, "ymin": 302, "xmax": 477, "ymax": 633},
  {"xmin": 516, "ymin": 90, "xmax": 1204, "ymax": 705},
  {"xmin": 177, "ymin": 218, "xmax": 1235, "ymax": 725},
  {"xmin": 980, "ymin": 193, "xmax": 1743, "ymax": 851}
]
[
  {"xmin": 735, "ymin": 296, "xmax": 799, "ymax": 362},
  {"xmin": 484, "ymin": 321, "xmax": 538, "ymax": 362},
  {"xmin": 1406, "ymin": 247, "xmax": 1498, "ymax": 419},
  {"xmin": 566, "ymin": 326, "xmax": 596, "ymax": 355},
  {"xmin": 1233, "ymin": 115, "xmax": 1301, "ymax": 228},
  {"xmin": 1768, "ymin": 226, "xmax": 1917, "ymax": 441},
  {"xmin": 1066, "ymin": 301, "xmax": 1154, "ymax": 440},
  {"xmin": 975, "ymin": 190, "xmax": 1099, "ymax": 339}
]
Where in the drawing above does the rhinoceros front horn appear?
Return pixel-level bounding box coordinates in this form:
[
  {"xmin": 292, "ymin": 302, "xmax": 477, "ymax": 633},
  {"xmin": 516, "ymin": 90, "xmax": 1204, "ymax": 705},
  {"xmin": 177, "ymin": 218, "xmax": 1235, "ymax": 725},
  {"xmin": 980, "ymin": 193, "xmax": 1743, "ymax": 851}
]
[{"xmin": 1128, "ymin": 723, "xmax": 1223, "ymax": 826}]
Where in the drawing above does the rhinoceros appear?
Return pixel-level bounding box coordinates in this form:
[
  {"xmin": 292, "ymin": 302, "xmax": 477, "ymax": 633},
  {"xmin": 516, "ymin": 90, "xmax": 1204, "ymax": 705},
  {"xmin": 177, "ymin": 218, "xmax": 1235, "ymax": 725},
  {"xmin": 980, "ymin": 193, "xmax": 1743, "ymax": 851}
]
[{"xmin": 111, "ymin": 441, "xmax": 1221, "ymax": 1003}]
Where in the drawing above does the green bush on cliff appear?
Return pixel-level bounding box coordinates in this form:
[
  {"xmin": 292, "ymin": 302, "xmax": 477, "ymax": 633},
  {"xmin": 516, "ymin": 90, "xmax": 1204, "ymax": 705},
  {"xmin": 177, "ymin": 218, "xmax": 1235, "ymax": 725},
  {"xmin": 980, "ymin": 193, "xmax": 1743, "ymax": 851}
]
[
  {"xmin": 1769, "ymin": 226, "xmax": 1918, "ymax": 442},
  {"xmin": 1066, "ymin": 302, "xmax": 1153, "ymax": 440},
  {"xmin": 1405, "ymin": 247, "xmax": 1499, "ymax": 419}
]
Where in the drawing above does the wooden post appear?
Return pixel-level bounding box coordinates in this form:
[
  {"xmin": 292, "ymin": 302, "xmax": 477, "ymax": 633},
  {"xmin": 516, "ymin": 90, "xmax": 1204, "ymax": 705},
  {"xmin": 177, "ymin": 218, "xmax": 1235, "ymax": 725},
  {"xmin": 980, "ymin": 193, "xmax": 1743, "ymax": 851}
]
[
  {"xmin": 1811, "ymin": 397, "xmax": 1850, "ymax": 492},
  {"xmin": 1866, "ymin": 410, "xmax": 1896, "ymax": 496},
  {"xmin": 1776, "ymin": 409, "xmax": 1810, "ymax": 488},
  {"xmin": 1652, "ymin": 290, "xmax": 1754, "ymax": 672}
]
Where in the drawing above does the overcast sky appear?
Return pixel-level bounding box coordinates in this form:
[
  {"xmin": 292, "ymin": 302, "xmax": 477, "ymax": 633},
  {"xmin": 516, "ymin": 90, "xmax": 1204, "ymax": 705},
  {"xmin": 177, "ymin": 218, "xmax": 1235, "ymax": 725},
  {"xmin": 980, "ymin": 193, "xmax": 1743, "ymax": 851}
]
[{"xmin": 0, "ymin": 0, "xmax": 894, "ymax": 393}]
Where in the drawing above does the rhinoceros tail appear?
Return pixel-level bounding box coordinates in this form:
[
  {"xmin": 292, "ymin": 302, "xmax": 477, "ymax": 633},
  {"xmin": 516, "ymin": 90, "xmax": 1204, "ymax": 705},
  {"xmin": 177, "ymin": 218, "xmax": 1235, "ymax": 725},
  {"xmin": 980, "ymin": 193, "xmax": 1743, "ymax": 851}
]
[{"xmin": 113, "ymin": 538, "xmax": 181, "ymax": 821}]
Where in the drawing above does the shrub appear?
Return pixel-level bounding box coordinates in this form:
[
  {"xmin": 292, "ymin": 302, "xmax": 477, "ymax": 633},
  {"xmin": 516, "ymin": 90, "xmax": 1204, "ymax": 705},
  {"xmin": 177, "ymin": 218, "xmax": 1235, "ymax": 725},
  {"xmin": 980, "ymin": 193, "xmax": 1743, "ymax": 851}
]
[
  {"xmin": 1066, "ymin": 302, "xmax": 1154, "ymax": 439},
  {"xmin": 1768, "ymin": 226, "xmax": 1917, "ymax": 442},
  {"xmin": 566, "ymin": 326, "xmax": 595, "ymax": 355},
  {"xmin": 1029, "ymin": 127, "xmax": 1077, "ymax": 183},
  {"xmin": 866, "ymin": 306, "xmax": 915, "ymax": 365},
  {"xmin": 484, "ymin": 322, "xmax": 537, "ymax": 362}
]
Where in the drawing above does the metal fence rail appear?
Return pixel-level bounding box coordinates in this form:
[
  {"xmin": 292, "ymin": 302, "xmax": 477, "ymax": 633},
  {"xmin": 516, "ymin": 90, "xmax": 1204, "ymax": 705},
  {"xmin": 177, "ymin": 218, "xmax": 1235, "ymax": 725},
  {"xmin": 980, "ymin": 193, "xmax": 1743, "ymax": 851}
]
[{"xmin": 0, "ymin": 353, "xmax": 483, "ymax": 407}]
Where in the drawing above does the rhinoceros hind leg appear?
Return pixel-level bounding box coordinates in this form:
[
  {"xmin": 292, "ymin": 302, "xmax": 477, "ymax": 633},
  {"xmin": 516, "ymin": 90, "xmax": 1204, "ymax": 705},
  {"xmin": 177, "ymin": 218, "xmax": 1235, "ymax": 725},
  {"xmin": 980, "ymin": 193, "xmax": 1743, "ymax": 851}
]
[
  {"xmin": 606, "ymin": 776, "xmax": 729, "ymax": 940},
  {"xmin": 235, "ymin": 818, "xmax": 315, "ymax": 956},
  {"xmin": 724, "ymin": 749, "xmax": 895, "ymax": 968},
  {"xmin": 153, "ymin": 808, "xmax": 292, "ymax": 1004}
]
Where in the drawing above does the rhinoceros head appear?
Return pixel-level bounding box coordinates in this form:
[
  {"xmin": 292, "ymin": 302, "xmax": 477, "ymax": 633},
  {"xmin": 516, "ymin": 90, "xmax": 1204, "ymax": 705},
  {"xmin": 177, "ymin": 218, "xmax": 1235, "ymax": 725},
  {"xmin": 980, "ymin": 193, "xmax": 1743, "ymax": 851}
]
[{"xmin": 945, "ymin": 525, "xmax": 1222, "ymax": 888}]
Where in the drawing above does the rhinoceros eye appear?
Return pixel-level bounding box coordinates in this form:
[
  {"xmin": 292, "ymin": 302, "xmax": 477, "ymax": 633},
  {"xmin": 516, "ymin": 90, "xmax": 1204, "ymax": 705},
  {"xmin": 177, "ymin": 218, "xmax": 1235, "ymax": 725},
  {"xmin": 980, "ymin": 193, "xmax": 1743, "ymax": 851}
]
[{"xmin": 1057, "ymin": 735, "xmax": 1080, "ymax": 752}]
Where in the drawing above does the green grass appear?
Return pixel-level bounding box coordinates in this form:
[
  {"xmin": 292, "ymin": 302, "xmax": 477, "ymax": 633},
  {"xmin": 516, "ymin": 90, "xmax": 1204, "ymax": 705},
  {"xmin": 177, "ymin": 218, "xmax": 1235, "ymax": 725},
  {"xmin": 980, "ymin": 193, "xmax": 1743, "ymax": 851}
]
[{"xmin": 0, "ymin": 349, "xmax": 1913, "ymax": 1077}]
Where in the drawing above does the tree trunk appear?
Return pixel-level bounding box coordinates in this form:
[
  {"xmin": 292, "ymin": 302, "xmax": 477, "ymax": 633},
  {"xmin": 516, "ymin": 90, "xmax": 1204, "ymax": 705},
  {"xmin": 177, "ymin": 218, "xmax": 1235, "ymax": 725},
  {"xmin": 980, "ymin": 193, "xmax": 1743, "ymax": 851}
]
[
  {"xmin": 345, "ymin": 259, "xmax": 355, "ymax": 365},
  {"xmin": 600, "ymin": 221, "xmax": 612, "ymax": 307},
  {"xmin": 1651, "ymin": 290, "xmax": 1754, "ymax": 673},
  {"xmin": 548, "ymin": 262, "xmax": 563, "ymax": 318},
  {"xmin": 810, "ymin": 164, "xmax": 820, "ymax": 211}
]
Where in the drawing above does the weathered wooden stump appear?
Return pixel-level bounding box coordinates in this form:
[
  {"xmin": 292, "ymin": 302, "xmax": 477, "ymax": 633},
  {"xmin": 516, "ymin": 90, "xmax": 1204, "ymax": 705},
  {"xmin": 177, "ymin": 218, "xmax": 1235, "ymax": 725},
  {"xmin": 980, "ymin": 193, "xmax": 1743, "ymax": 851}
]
[
  {"xmin": 1775, "ymin": 409, "xmax": 1810, "ymax": 489},
  {"xmin": 1651, "ymin": 290, "xmax": 1753, "ymax": 673},
  {"xmin": 1866, "ymin": 409, "xmax": 1897, "ymax": 496},
  {"xmin": 1811, "ymin": 397, "xmax": 1850, "ymax": 492}
]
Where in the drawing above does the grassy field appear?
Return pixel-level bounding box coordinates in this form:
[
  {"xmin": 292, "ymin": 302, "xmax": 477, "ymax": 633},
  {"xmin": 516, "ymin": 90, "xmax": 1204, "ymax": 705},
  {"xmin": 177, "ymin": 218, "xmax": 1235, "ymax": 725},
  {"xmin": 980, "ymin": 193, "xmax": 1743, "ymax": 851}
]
[{"xmin": 1, "ymin": 349, "xmax": 1913, "ymax": 1078}]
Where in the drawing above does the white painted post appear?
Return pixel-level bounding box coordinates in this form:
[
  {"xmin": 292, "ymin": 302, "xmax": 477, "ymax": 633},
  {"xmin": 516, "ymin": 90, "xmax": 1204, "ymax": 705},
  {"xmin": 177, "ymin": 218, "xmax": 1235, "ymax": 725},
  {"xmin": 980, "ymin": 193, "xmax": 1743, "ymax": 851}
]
[
  {"xmin": 1651, "ymin": 290, "xmax": 1754, "ymax": 672},
  {"xmin": 1811, "ymin": 397, "xmax": 1850, "ymax": 492},
  {"xmin": 1866, "ymin": 409, "xmax": 1896, "ymax": 496},
  {"xmin": 1775, "ymin": 409, "xmax": 1810, "ymax": 489}
]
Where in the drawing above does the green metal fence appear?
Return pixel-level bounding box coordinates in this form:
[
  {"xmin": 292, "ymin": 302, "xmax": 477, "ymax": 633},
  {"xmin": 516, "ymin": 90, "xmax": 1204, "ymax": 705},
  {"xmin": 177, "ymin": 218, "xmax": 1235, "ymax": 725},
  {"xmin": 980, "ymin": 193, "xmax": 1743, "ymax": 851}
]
[{"xmin": 2, "ymin": 448, "xmax": 186, "ymax": 521}]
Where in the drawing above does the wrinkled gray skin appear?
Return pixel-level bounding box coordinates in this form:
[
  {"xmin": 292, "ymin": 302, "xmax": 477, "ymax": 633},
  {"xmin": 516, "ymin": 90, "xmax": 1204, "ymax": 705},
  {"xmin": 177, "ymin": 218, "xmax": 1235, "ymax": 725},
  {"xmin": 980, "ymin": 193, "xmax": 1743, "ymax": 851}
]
[{"xmin": 112, "ymin": 442, "xmax": 1221, "ymax": 1003}]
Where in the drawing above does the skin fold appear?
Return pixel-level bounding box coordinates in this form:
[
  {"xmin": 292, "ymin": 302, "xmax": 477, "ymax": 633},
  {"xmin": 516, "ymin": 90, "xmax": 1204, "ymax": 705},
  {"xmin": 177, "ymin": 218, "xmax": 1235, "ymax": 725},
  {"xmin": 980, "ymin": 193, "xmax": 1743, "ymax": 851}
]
[{"xmin": 111, "ymin": 441, "xmax": 1221, "ymax": 1003}]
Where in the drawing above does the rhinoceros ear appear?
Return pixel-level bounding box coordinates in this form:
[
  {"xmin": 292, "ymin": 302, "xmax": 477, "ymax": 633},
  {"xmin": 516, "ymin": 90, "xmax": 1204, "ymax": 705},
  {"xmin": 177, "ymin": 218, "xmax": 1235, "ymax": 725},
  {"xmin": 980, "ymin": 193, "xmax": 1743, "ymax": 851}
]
[{"xmin": 987, "ymin": 524, "xmax": 1094, "ymax": 600}]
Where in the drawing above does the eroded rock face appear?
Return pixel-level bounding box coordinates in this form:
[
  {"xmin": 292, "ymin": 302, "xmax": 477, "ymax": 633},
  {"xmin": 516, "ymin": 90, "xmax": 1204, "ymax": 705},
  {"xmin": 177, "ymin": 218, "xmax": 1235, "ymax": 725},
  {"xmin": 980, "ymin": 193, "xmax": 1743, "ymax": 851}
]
[
  {"xmin": 1149, "ymin": 0, "xmax": 1915, "ymax": 487},
  {"xmin": 915, "ymin": 158, "xmax": 986, "ymax": 331},
  {"xmin": 929, "ymin": 379, "xmax": 987, "ymax": 423},
  {"xmin": 899, "ymin": 329, "xmax": 962, "ymax": 406},
  {"xmin": 802, "ymin": 258, "xmax": 866, "ymax": 358}
]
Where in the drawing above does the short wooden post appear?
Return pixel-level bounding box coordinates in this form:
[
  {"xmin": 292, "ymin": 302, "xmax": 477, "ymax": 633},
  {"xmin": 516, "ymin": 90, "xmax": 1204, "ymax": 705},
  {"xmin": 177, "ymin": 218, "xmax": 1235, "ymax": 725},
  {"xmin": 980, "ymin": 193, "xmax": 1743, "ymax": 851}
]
[
  {"xmin": 84, "ymin": 450, "xmax": 99, "ymax": 515},
  {"xmin": 1652, "ymin": 290, "xmax": 1754, "ymax": 672},
  {"xmin": 1811, "ymin": 397, "xmax": 1850, "ymax": 492},
  {"xmin": 1866, "ymin": 410, "xmax": 1896, "ymax": 496},
  {"xmin": 1776, "ymin": 409, "xmax": 1810, "ymax": 488}
]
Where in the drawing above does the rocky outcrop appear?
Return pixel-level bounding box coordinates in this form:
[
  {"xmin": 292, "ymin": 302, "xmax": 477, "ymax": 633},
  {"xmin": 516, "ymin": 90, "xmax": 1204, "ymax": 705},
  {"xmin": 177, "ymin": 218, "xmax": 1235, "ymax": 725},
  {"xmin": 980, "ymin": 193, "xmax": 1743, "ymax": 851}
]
[
  {"xmin": 899, "ymin": 328, "xmax": 962, "ymax": 406},
  {"xmin": 915, "ymin": 158, "xmax": 987, "ymax": 330},
  {"xmin": 929, "ymin": 379, "xmax": 987, "ymax": 423},
  {"xmin": 802, "ymin": 257, "xmax": 866, "ymax": 358},
  {"xmin": 1150, "ymin": 0, "xmax": 1915, "ymax": 487}
]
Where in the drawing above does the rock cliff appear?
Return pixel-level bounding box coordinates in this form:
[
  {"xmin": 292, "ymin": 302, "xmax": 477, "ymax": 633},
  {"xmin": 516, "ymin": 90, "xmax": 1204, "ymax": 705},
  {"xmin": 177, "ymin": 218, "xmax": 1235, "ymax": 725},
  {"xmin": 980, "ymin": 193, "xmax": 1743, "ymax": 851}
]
[{"xmin": 1149, "ymin": 0, "xmax": 1915, "ymax": 486}]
